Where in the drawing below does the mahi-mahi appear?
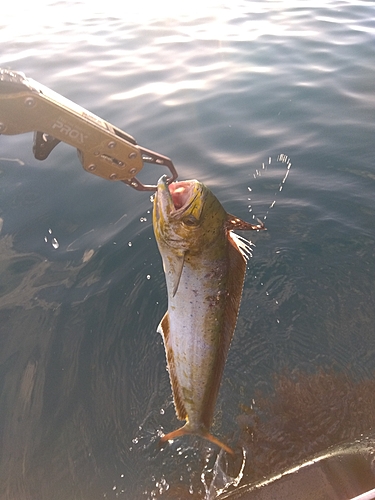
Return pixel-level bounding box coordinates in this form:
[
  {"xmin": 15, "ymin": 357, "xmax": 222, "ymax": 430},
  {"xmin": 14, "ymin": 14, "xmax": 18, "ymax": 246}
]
[{"xmin": 153, "ymin": 175, "xmax": 264, "ymax": 454}]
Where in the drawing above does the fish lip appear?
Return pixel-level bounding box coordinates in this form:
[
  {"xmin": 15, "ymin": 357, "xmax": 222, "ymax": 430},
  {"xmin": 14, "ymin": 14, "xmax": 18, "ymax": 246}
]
[
  {"xmin": 155, "ymin": 175, "xmax": 175, "ymax": 220},
  {"xmin": 156, "ymin": 175, "xmax": 197, "ymax": 218}
]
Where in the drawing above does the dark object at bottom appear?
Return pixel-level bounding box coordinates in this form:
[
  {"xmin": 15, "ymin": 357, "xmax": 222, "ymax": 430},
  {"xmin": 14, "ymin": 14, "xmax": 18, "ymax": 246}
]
[{"xmin": 219, "ymin": 439, "xmax": 375, "ymax": 500}]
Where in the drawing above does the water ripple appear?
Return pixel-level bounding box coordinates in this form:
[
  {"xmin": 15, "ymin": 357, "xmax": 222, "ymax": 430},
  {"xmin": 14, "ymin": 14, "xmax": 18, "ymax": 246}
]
[{"xmin": 1, "ymin": 0, "xmax": 375, "ymax": 498}]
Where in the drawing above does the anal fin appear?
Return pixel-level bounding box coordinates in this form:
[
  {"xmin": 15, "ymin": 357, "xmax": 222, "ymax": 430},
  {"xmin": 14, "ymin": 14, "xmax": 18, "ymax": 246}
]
[{"xmin": 157, "ymin": 312, "xmax": 187, "ymax": 421}]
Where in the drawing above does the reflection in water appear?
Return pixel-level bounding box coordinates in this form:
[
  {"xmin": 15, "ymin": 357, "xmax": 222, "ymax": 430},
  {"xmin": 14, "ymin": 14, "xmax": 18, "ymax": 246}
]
[
  {"xmin": 1, "ymin": 230, "xmax": 375, "ymax": 499},
  {"xmin": 0, "ymin": 235, "xmax": 101, "ymax": 499},
  {"xmin": 0, "ymin": 175, "xmax": 374, "ymax": 499},
  {"xmin": 220, "ymin": 444, "xmax": 375, "ymax": 500},
  {"xmin": 0, "ymin": 223, "xmax": 168, "ymax": 499},
  {"xmin": 143, "ymin": 368, "xmax": 375, "ymax": 499},
  {"xmin": 1, "ymin": 0, "xmax": 375, "ymax": 494},
  {"xmin": 232, "ymin": 369, "xmax": 375, "ymax": 496}
]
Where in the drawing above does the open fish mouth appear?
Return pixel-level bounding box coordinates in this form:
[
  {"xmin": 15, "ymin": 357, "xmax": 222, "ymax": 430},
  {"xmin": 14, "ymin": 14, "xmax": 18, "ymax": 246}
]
[
  {"xmin": 156, "ymin": 175, "xmax": 202, "ymax": 220},
  {"xmin": 157, "ymin": 175, "xmax": 196, "ymax": 211},
  {"xmin": 168, "ymin": 181, "xmax": 196, "ymax": 210}
]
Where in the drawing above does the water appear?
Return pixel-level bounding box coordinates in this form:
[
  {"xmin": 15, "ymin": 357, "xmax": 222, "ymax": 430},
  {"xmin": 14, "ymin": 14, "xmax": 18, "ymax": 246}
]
[{"xmin": 1, "ymin": 1, "xmax": 375, "ymax": 498}]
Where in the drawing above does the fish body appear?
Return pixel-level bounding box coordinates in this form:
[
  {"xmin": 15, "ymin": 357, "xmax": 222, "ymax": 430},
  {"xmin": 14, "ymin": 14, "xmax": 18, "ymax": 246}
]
[{"xmin": 153, "ymin": 176, "xmax": 264, "ymax": 453}]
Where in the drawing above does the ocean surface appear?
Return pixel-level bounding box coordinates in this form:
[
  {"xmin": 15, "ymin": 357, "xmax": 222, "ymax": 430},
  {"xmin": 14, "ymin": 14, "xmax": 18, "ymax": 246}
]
[{"xmin": 1, "ymin": 1, "xmax": 375, "ymax": 498}]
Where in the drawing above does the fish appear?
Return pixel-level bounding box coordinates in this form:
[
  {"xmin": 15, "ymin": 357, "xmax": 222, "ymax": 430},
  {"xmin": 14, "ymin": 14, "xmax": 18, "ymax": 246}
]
[{"xmin": 153, "ymin": 175, "xmax": 265, "ymax": 454}]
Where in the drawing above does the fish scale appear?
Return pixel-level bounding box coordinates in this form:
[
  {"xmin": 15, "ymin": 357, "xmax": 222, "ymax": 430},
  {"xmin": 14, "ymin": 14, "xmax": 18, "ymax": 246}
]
[{"xmin": 153, "ymin": 175, "xmax": 265, "ymax": 454}]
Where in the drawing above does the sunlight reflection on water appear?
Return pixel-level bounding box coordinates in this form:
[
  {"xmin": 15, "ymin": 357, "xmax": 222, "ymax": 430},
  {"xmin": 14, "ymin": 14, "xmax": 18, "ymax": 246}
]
[{"xmin": 1, "ymin": 0, "xmax": 375, "ymax": 498}]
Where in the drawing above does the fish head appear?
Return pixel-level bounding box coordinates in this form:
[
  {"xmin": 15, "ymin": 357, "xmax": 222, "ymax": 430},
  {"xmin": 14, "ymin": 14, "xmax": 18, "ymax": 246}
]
[{"xmin": 153, "ymin": 175, "xmax": 227, "ymax": 254}]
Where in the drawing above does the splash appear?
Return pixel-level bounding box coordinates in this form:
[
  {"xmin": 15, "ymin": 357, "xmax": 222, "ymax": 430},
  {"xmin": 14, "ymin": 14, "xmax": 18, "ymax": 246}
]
[
  {"xmin": 201, "ymin": 447, "xmax": 246, "ymax": 499},
  {"xmin": 247, "ymin": 153, "xmax": 292, "ymax": 222}
]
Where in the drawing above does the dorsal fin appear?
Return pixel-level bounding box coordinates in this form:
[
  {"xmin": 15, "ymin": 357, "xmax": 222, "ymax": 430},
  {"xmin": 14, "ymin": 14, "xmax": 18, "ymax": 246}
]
[{"xmin": 157, "ymin": 313, "xmax": 187, "ymax": 420}]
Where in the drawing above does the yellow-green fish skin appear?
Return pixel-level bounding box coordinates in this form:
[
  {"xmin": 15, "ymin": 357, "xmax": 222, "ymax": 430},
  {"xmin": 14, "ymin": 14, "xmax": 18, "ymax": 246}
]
[{"xmin": 153, "ymin": 176, "xmax": 264, "ymax": 453}]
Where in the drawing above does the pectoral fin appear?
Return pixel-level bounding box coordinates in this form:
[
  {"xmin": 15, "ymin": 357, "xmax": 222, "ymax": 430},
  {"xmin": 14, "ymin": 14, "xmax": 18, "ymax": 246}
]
[{"xmin": 171, "ymin": 252, "xmax": 185, "ymax": 297}]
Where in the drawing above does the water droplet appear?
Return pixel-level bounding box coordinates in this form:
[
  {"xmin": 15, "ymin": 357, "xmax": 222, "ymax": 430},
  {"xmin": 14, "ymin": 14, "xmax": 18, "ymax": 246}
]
[
  {"xmin": 52, "ymin": 238, "xmax": 59, "ymax": 249},
  {"xmin": 44, "ymin": 237, "xmax": 48, "ymax": 243},
  {"xmin": 48, "ymin": 228, "xmax": 52, "ymax": 234},
  {"xmin": 128, "ymin": 242, "xmax": 132, "ymax": 247},
  {"xmin": 140, "ymin": 217, "xmax": 147, "ymax": 222},
  {"xmin": 160, "ymin": 408, "xmax": 164, "ymax": 415},
  {"xmin": 146, "ymin": 275, "xmax": 151, "ymax": 280}
]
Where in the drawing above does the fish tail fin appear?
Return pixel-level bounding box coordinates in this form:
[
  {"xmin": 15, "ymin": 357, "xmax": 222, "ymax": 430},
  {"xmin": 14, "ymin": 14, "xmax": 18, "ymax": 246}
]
[
  {"xmin": 202, "ymin": 432, "xmax": 235, "ymax": 455},
  {"xmin": 160, "ymin": 424, "xmax": 234, "ymax": 455},
  {"xmin": 160, "ymin": 424, "xmax": 190, "ymax": 443}
]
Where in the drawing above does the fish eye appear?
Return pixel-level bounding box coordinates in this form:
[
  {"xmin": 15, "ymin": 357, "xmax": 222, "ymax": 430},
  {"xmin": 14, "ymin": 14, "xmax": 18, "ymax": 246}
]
[{"xmin": 183, "ymin": 215, "xmax": 199, "ymax": 226}]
